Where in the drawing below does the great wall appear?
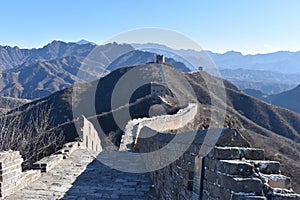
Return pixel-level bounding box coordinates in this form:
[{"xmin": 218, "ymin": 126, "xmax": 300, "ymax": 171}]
[
  {"xmin": 1, "ymin": 103, "xmax": 300, "ymax": 199},
  {"xmin": 119, "ymin": 103, "xmax": 198, "ymax": 151}
]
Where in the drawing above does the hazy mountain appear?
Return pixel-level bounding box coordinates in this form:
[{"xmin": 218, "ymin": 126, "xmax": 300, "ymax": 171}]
[
  {"xmin": 132, "ymin": 43, "xmax": 300, "ymax": 94},
  {"xmin": 209, "ymin": 50, "xmax": 300, "ymax": 74},
  {"xmin": 107, "ymin": 50, "xmax": 191, "ymax": 72},
  {"xmin": 243, "ymin": 89, "xmax": 270, "ymax": 102},
  {"xmin": 0, "ymin": 40, "xmax": 96, "ymax": 70},
  {"xmin": 268, "ymin": 84, "xmax": 300, "ymax": 113},
  {"xmin": 220, "ymin": 68, "xmax": 300, "ymax": 94},
  {"xmin": 132, "ymin": 43, "xmax": 300, "ymax": 74},
  {"xmin": 76, "ymin": 39, "xmax": 97, "ymax": 45},
  {"xmin": 243, "ymin": 84, "xmax": 300, "ymax": 115}
]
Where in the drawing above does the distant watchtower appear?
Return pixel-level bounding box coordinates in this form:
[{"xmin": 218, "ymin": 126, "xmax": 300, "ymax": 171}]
[{"xmin": 156, "ymin": 54, "xmax": 165, "ymax": 63}]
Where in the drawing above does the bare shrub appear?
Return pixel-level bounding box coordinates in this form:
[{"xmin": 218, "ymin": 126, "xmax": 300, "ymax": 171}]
[{"xmin": 0, "ymin": 104, "xmax": 64, "ymax": 169}]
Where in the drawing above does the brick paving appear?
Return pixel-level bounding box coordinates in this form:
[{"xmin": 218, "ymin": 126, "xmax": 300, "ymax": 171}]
[{"xmin": 5, "ymin": 149, "xmax": 157, "ymax": 200}]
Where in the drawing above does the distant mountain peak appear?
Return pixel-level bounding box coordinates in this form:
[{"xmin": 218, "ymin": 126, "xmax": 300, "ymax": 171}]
[
  {"xmin": 76, "ymin": 39, "xmax": 96, "ymax": 45},
  {"xmin": 223, "ymin": 50, "xmax": 243, "ymax": 55}
]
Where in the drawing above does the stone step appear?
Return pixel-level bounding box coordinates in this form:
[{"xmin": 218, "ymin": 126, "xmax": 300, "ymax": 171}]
[
  {"xmin": 246, "ymin": 160, "xmax": 281, "ymax": 174},
  {"xmin": 220, "ymin": 176, "xmax": 263, "ymax": 194},
  {"xmin": 212, "ymin": 146, "xmax": 265, "ymax": 160},
  {"xmin": 267, "ymin": 188, "xmax": 300, "ymax": 200},
  {"xmin": 204, "ymin": 175, "xmax": 263, "ymax": 196},
  {"xmin": 232, "ymin": 193, "xmax": 267, "ymax": 200},
  {"xmin": 261, "ymin": 174, "xmax": 291, "ymax": 190},
  {"xmin": 216, "ymin": 160, "xmax": 254, "ymax": 177}
]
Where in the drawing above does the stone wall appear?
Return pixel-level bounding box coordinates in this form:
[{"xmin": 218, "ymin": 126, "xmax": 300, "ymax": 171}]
[
  {"xmin": 0, "ymin": 151, "xmax": 41, "ymax": 198},
  {"xmin": 32, "ymin": 141, "xmax": 81, "ymax": 173},
  {"xmin": 82, "ymin": 116, "xmax": 102, "ymax": 152},
  {"xmin": 0, "ymin": 141, "xmax": 82, "ymax": 198},
  {"xmin": 120, "ymin": 103, "xmax": 197, "ymax": 151},
  {"xmin": 137, "ymin": 128, "xmax": 300, "ymax": 200}
]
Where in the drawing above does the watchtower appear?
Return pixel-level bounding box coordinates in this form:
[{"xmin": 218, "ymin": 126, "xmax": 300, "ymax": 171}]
[{"xmin": 156, "ymin": 54, "xmax": 165, "ymax": 63}]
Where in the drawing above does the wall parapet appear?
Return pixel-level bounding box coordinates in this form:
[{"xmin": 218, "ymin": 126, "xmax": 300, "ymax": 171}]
[
  {"xmin": 81, "ymin": 116, "xmax": 102, "ymax": 153},
  {"xmin": 119, "ymin": 103, "xmax": 198, "ymax": 151},
  {"xmin": 0, "ymin": 141, "xmax": 82, "ymax": 198},
  {"xmin": 32, "ymin": 141, "xmax": 81, "ymax": 173},
  {"xmin": 137, "ymin": 128, "xmax": 300, "ymax": 200},
  {"xmin": 0, "ymin": 150, "xmax": 40, "ymax": 198}
]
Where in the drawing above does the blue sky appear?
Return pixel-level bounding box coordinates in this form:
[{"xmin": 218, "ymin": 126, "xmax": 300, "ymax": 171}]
[{"xmin": 0, "ymin": 0, "xmax": 299, "ymax": 54}]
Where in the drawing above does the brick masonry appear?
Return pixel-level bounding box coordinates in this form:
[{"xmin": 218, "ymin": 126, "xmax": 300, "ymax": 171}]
[
  {"xmin": 137, "ymin": 128, "xmax": 300, "ymax": 200},
  {"xmin": 119, "ymin": 103, "xmax": 197, "ymax": 151},
  {"xmin": 0, "ymin": 151, "xmax": 41, "ymax": 198},
  {"xmin": 0, "ymin": 141, "xmax": 81, "ymax": 198}
]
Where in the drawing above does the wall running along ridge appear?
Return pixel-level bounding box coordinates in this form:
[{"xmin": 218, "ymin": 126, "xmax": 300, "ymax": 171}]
[{"xmin": 119, "ymin": 103, "xmax": 198, "ymax": 151}]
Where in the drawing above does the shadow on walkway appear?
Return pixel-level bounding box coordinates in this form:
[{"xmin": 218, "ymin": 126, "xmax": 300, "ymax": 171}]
[{"xmin": 61, "ymin": 154, "xmax": 157, "ymax": 200}]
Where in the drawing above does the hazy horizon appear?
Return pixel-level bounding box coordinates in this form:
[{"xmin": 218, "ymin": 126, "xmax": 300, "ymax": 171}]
[
  {"xmin": 1, "ymin": 0, "xmax": 299, "ymax": 54},
  {"xmin": 1, "ymin": 39, "xmax": 300, "ymax": 56}
]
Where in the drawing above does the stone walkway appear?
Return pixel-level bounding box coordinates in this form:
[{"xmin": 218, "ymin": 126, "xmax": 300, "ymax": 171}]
[{"xmin": 5, "ymin": 149, "xmax": 157, "ymax": 200}]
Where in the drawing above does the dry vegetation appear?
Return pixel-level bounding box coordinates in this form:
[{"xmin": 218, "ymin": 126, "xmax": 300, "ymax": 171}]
[{"xmin": 0, "ymin": 104, "xmax": 64, "ymax": 169}]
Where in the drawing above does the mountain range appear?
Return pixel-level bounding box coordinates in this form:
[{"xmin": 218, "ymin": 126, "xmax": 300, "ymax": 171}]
[
  {"xmin": 133, "ymin": 43, "xmax": 300, "ymax": 73},
  {"xmin": 220, "ymin": 68, "xmax": 300, "ymax": 94},
  {"xmin": 2, "ymin": 62, "xmax": 300, "ymax": 192},
  {"xmin": 133, "ymin": 43, "xmax": 300, "ymax": 94},
  {"xmin": 244, "ymin": 84, "xmax": 300, "ymax": 114},
  {"xmin": 0, "ymin": 41, "xmax": 191, "ymax": 100},
  {"xmin": 1, "ymin": 40, "xmax": 300, "ymax": 193},
  {"xmin": 0, "ymin": 40, "xmax": 96, "ymax": 70},
  {"xmin": 1, "ymin": 41, "xmax": 299, "ymax": 101}
]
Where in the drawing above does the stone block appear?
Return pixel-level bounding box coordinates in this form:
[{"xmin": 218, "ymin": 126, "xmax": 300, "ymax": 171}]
[
  {"xmin": 262, "ymin": 174, "xmax": 291, "ymax": 190},
  {"xmin": 250, "ymin": 160, "xmax": 280, "ymax": 174},
  {"xmin": 232, "ymin": 193, "xmax": 267, "ymax": 200},
  {"xmin": 267, "ymin": 192, "xmax": 300, "ymax": 200},
  {"xmin": 213, "ymin": 147, "xmax": 265, "ymax": 161},
  {"xmin": 216, "ymin": 160, "xmax": 254, "ymax": 177},
  {"xmin": 32, "ymin": 154, "xmax": 63, "ymax": 173},
  {"xmin": 217, "ymin": 174, "xmax": 263, "ymax": 194},
  {"xmin": 242, "ymin": 148, "xmax": 265, "ymax": 160},
  {"xmin": 213, "ymin": 147, "xmax": 241, "ymax": 160}
]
